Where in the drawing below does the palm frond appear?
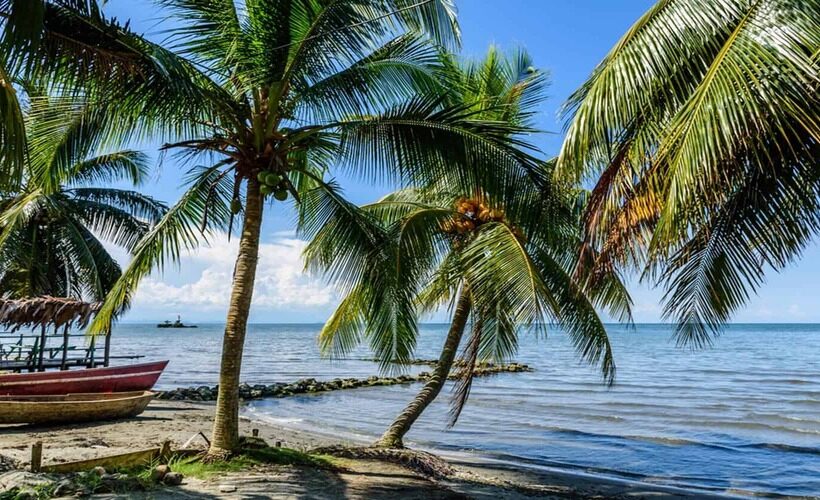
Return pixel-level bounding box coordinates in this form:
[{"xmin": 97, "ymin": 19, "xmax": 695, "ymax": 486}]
[
  {"xmin": 69, "ymin": 198, "xmax": 153, "ymax": 251},
  {"xmin": 67, "ymin": 150, "xmax": 151, "ymax": 187},
  {"xmin": 68, "ymin": 188, "xmax": 167, "ymax": 225},
  {"xmin": 86, "ymin": 164, "xmax": 233, "ymax": 335},
  {"xmin": 559, "ymin": 0, "xmax": 819, "ymax": 341},
  {"xmin": 292, "ymin": 33, "xmax": 443, "ymax": 123},
  {"xmin": 660, "ymin": 153, "xmax": 820, "ymax": 346},
  {"xmin": 0, "ymin": 61, "xmax": 25, "ymax": 190},
  {"xmin": 447, "ymin": 312, "xmax": 481, "ymax": 427},
  {"xmin": 335, "ymin": 95, "xmax": 540, "ymax": 197},
  {"xmin": 317, "ymin": 283, "xmax": 366, "ymax": 358}
]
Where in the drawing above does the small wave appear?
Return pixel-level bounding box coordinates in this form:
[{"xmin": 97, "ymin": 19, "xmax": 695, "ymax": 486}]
[
  {"xmin": 583, "ymin": 414, "xmax": 625, "ymax": 423},
  {"xmin": 243, "ymin": 408, "xmax": 305, "ymax": 425},
  {"xmin": 738, "ymin": 442, "xmax": 820, "ymax": 456},
  {"xmin": 744, "ymin": 412, "xmax": 820, "ymax": 426},
  {"xmin": 701, "ymin": 420, "xmax": 820, "ymax": 436}
]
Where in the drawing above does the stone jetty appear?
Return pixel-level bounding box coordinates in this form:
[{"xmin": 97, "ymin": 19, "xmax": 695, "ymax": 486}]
[{"xmin": 156, "ymin": 362, "xmax": 532, "ymax": 402}]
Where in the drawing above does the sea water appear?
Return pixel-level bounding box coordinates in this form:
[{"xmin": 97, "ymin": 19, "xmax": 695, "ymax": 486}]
[{"xmin": 113, "ymin": 323, "xmax": 820, "ymax": 498}]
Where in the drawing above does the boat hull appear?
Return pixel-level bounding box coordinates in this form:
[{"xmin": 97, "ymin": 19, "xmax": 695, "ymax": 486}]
[
  {"xmin": 0, "ymin": 361, "xmax": 168, "ymax": 396},
  {"xmin": 0, "ymin": 391, "xmax": 155, "ymax": 425}
]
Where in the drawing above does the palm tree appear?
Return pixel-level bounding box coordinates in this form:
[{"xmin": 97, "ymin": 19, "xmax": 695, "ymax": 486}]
[
  {"xmin": 0, "ymin": 89, "xmax": 165, "ymax": 302},
  {"xmin": 306, "ymin": 181, "xmax": 630, "ymax": 448},
  {"xmin": 559, "ymin": 0, "xmax": 820, "ymax": 345},
  {"xmin": 305, "ymin": 48, "xmax": 631, "ymax": 448},
  {"xmin": 3, "ymin": 1, "xmax": 546, "ymax": 457}
]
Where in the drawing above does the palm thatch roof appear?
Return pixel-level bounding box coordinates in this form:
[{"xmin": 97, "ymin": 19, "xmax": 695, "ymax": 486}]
[{"xmin": 0, "ymin": 296, "xmax": 101, "ymax": 332}]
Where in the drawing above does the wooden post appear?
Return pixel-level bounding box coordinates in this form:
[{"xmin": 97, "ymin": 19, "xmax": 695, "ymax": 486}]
[
  {"xmin": 31, "ymin": 441, "xmax": 42, "ymax": 472},
  {"xmin": 103, "ymin": 327, "xmax": 112, "ymax": 367},
  {"xmin": 27, "ymin": 335, "xmax": 36, "ymax": 372},
  {"xmin": 159, "ymin": 440, "xmax": 171, "ymax": 463},
  {"xmin": 37, "ymin": 325, "xmax": 46, "ymax": 372},
  {"xmin": 60, "ymin": 324, "xmax": 69, "ymax": 370},
  {"xmin": 87, "ymin": 335, "xmax": 96, "ymax": 368}
]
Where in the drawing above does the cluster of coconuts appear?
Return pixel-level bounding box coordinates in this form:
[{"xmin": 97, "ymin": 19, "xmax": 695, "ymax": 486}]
[
  {"xmin": 441, "ymin": 198, "xmax": 505, "ymax": 235},
  {"xmin": 257, "ymin": 170, "xmax": 289, "ymax": 201}
]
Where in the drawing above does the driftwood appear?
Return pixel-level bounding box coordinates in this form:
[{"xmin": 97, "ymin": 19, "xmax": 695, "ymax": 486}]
[
  {"xmin": 311, "ymin": 445, "xmax": 455, "ymax": 478},
  {"xmin": 40, "ymin": 440, "xmax": 172, "ymax": 473}
]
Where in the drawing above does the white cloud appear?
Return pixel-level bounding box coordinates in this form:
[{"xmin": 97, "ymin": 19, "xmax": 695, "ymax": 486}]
[{"xmin": 130, "ymin": 235, "xmax": 335, "ymax": 314}]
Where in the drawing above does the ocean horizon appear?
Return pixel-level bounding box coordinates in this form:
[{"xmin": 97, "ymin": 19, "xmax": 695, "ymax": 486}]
[{"xmin": 110, "ymin": 322, "xmax": 819, "ymax": 498}]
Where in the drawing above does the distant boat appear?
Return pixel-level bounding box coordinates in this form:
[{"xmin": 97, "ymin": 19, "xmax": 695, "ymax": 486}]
[
  {"xmin": 0, "ymin": 391, "xmax": 155, "ymax": 425},
  {"xmin": 0, "ymin": 360, "xmax": 168, "ymax": 396},
  {"xmin": 157, "ymin": 315, "xmax": 197, "ymax": 329}
]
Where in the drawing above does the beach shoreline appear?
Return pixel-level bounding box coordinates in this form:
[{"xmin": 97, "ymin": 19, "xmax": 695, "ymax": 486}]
[{"xmin": 0, "ymin": 400, "xmax": 774, "ymax": 499}]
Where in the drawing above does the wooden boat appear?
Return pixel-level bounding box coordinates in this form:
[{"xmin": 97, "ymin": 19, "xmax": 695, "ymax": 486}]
[
  {"xmin": 0, "ymin": 391, "xmax": 155, "ymax": 425},
  {"xmin": 0, "ymin": 360, "xmax": 168, "ymax": 396}
]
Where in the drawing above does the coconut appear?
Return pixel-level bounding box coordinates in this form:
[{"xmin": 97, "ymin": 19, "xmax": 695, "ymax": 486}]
[
  {"xmin": 264, "ymin": 172, "xmax": 281, "ymax": 186},
  {"xmin": 230, "ymin": 199, "xmax": 242, "ymax": 214}
]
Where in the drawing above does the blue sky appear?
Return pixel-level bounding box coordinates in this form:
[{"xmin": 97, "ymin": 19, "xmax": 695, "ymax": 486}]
[{"xmin": 102, "ymin": 0, "xmax": 820, "ymax": 323}]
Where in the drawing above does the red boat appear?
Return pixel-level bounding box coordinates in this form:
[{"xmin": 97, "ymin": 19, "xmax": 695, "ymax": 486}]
[{"xmin": 0, "ymin": 360, "xmax": 168, "ymax": 396}]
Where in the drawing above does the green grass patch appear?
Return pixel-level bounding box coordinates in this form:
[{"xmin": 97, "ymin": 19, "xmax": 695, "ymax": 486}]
[
  {"xmin": 0, "ymin": 482, "xmax": 54, "ymax": 500},
  {"xmin": 168, "ymin": 446, "xmax": 338, "ymax": 479}
]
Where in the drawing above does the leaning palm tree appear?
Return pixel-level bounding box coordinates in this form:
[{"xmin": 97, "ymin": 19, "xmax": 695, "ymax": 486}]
[
  {"xmin": 3, "ymin": 1, "xmax": 545, "ymax": 457},
  {"xmin": 559, "ymin": 0, "xmax": 820, "ymax": 345},
  {"xmin": 305, "ymin": 48, "xmax": 631, "ymax": 448},
  {"xmin": 0, "ymin": 90, "xmax": 165, "ymax": 302},
  {"xmin": 306, "ymin": 180, "xmax": 630, "ymax": 448}
]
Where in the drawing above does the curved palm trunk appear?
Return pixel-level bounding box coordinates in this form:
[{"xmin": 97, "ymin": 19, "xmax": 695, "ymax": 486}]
[
  {"xmin": 375, "ymin": 288, "xmax": 472, "ymax": 448},
  {"xmin": 208, "ymin": 180, "xmax": 264, "ymax": 457}
]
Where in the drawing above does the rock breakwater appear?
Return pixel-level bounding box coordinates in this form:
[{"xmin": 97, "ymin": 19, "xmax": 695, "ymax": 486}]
[{"xmin": 156, "ymin": 362, "xmax": 532, "ymax": 402}]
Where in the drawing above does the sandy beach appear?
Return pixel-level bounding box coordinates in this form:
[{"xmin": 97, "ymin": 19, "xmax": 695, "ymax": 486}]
[{"xmin": 0, "ymin": 400, "xmax": 752, "ymax": 499}]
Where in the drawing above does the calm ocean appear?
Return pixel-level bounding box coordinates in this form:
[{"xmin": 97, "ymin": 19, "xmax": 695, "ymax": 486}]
[{"xmin": 113, "ymin": 323, "xmax": 819, "ymax": 498}]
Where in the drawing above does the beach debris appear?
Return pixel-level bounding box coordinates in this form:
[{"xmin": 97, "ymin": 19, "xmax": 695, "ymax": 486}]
[
  {"xmin": 162, "ymin": 472, "xmax": 184, "ymax": 486},
  {"xmin": 94, "ymin": 472, "xmax": 147, "ymax": 494},
  {"xmin": 0, "ymin": 454, "xmax": 19, "ymax": 473},
  {"xmin": 151, "ymin": 464, "xmax": 170, "ymax": 482},
  {"xmin": 156, "ymin": 362, "xmax": 532, "ymax": 402},
  {"xmin": 239, "ymin": 436, "xmax": 269, "ymax": 450},
  {"xmin": 0, "ymin": 471, "xmax": 53, "ymax": 495},
  {"xmin": 219, "ymin": 484, "xmax": 238, "ymax": 493},
  {"xmin": 311, "ymin": 446, "xmax": 455, "ymax": 478},
  {"xmin": 182, "ymin": 431, "xmax": 211, "ymax": 450},
  {"xmin": 52, "ymin": 478, "xmax": 75, "ymax": 496}
]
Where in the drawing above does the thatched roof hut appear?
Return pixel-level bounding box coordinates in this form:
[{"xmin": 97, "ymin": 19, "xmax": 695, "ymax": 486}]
[{"xmin": 0, "ymin": 296, "xmax": 101, "ymax": 332}]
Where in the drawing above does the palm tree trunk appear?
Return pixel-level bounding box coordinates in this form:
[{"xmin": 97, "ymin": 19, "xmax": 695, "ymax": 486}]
[
  {"xmin": 208, "ymin": 179, "xmax": 264, "ymax": 457},
  {"xmin": 375, "ymin": 287, "xmax": 472, "ymax": 448}
]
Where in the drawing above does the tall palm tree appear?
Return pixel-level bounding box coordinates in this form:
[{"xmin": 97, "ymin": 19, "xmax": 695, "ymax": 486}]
[
  {"xmin": 3, "ymin": 1, "xmax": 545, "ymax": 456},
  {"xmin": 559, "ymin": 0, "xmax": 820, "ymax": 345},
  {"xmin": 305, "ymin": 48, "xmax": 631, "ymax": 448},
  {"xmin": 0, "ymin": 89, "xmax": 165, "ymax": 302}
]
